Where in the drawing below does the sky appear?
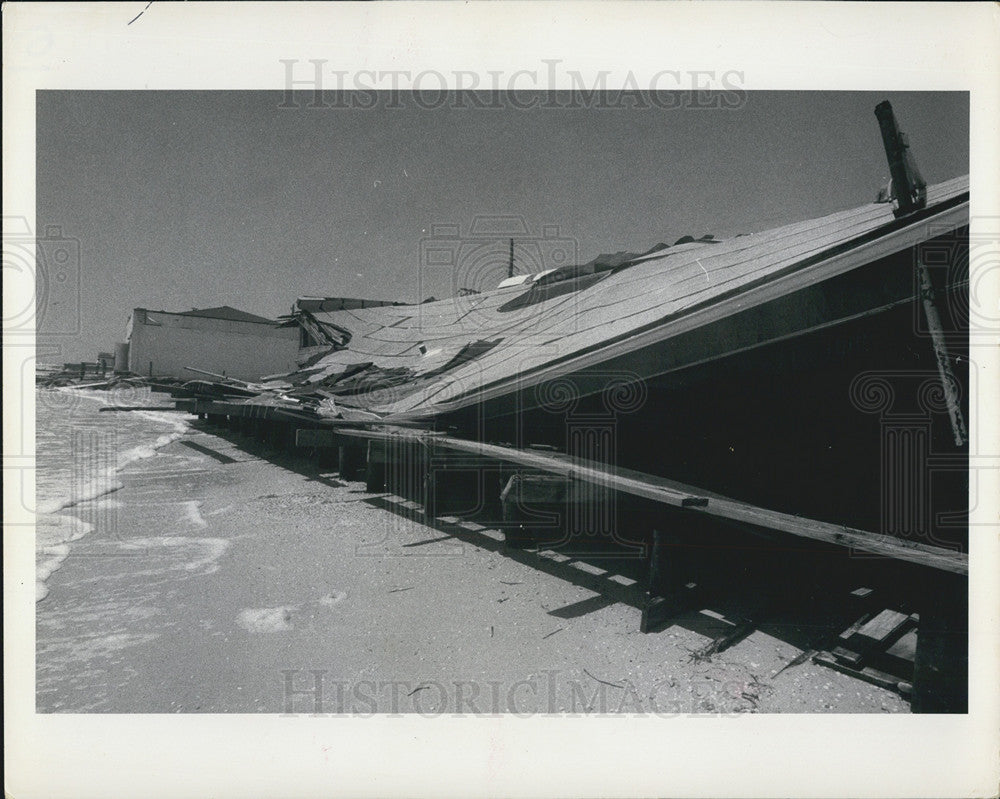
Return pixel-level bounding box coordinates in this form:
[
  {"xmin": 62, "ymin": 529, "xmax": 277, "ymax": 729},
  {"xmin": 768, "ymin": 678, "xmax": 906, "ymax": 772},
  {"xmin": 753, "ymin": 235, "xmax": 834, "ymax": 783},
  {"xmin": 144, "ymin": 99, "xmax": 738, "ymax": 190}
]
[{"xmin": 35, "ymin": 90, "xmax": 969, "ymax": 360}]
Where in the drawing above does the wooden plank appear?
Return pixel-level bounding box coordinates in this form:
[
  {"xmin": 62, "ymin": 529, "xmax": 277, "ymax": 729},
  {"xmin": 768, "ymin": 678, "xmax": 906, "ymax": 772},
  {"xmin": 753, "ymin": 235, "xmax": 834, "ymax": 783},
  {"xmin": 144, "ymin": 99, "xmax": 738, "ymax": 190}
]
[
  {"xmin": 689, "ymin": 617, "xmax": 757, "ymax": 660},
  {"xmin": 814, "ymin": 651, "xmax": 906, "ymax": 694},
  {"xmin": 829, "ymin": 607, "xmax": 877, "ymax": 665},
  {"xmin": 98, "ymin": 405, "xmax": 184, "ymax": 412},
  {"xmin": 849, "ymin": 609, "xmax": 915, "ymax": 651},
  {"xmin": 831, "ymin": 647, "xmax": 865, "ymax": 667},
  {"xmin": 829, "ymin": 606, "xmax": 917, "ymax": 669},
  {"xmin": 150, "ymin": 385, "xmax": 198, "ymax": 397},
  {"xmin": 332, "ymin": 427, "xmax": 967, "ymax": 574},
  {"xmin": 879, "ymin": 628, "xmax": 917, "ymax": 681},
  {"xmin": 438, "ymin": 435, "xmax": 965, "ymax": 573}
]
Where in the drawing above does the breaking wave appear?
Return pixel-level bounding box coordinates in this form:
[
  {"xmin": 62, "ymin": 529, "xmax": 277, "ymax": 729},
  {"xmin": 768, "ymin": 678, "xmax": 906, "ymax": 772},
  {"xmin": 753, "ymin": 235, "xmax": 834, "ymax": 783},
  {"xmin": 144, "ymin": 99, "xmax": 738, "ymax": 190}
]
[{"xmin": 35, "ymin": 386, "xmax": 193, "ymax": 601}]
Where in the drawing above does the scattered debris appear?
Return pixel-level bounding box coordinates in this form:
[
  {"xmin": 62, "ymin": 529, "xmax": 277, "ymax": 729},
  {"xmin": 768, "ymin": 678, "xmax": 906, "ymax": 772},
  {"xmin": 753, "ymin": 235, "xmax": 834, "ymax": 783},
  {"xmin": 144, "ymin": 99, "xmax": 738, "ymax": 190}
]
[
  {"xmin": 773, "ymin": 649, "xmax": 816, "ymax": 678},
  {"xmin": 582, "ymin": 668, "xmax": 623, "ymax": 689},
  {"xmin": 687, "ymin": 618, "xmax": 757, "ymax": 663},
  {"xmin": 542, "ymin": 627, "xmax": 563, "ymax": 640}
]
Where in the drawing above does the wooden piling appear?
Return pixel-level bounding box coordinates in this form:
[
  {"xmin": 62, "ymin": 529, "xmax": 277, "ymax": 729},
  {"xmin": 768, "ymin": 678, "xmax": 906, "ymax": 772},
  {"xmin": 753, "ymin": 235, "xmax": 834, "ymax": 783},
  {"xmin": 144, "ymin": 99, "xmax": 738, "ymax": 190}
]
[
  {"xmin": 640, "ymin": 526, "xmax": 697, "ymax": 633},
  {"xmin": 339, "ymin": 441, "xmax": 366, "ymax": 481},
  {"xmin": 385, "ymin": 438, "xmax": 427, "ymax": 502},
  {"xmin": 365, "ymin": 439, "xmax": 387, "ymax": 492},
  {"xmin": 911, "ymin": 571, "xmax": 967, "ymax": 713}
]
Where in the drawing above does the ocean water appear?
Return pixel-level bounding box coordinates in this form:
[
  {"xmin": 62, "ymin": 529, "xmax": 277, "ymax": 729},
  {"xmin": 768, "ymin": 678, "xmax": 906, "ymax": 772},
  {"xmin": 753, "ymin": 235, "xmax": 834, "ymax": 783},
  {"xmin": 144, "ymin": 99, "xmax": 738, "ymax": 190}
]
[{"xmin": 34, "ymin": 386, "xmax": 193, "ymax": 602}]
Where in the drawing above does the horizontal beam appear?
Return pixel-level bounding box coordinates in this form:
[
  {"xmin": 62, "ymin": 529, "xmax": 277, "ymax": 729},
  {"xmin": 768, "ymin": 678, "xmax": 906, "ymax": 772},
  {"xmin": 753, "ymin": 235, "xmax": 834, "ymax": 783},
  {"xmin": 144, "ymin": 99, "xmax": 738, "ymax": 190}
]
[{"xmin": 334, "ymin": 426, "xmax": 967, "ymax": 575}]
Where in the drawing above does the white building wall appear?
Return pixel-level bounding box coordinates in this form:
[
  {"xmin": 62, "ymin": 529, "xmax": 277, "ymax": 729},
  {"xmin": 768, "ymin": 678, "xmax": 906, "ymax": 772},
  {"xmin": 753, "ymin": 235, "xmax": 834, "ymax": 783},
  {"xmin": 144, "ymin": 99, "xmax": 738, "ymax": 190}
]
[{"xmin": 127, "ymin": 310, "xmax": 300, "ymax": 381}]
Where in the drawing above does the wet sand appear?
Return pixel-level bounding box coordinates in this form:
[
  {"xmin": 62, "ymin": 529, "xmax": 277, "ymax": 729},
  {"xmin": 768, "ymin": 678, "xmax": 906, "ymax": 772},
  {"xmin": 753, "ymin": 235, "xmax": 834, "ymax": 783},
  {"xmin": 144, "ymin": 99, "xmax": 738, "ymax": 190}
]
[{"xmin": 36, "ymin": 421, "xmax": 909, "ymax": 715}]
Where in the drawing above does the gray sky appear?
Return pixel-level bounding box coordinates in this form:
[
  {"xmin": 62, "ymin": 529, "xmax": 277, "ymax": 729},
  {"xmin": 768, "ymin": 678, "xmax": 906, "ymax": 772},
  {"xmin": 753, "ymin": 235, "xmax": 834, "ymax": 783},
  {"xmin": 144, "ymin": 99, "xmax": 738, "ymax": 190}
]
[{"xmin": 36, "ymin": 91, "xmax": 969, "ymax": 360}]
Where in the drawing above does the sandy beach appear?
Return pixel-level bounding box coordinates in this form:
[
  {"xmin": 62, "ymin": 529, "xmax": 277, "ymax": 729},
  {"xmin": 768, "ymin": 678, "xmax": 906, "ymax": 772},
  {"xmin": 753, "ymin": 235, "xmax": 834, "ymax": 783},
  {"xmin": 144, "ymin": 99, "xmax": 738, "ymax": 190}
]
[{"xmin": 36, "ymin": 417, "xmax": 908, "ymax": 715}]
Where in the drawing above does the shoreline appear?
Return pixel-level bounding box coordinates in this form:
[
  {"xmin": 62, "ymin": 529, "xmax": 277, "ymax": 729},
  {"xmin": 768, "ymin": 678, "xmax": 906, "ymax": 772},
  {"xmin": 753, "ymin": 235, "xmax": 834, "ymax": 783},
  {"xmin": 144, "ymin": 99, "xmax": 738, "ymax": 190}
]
[
  {"xmin": 36, "ymin": 417, "xmax": 910, "ymax": 714},
  {"xmin": 34, "ymin": 387, "xmax": 193, "ymax": 602}
]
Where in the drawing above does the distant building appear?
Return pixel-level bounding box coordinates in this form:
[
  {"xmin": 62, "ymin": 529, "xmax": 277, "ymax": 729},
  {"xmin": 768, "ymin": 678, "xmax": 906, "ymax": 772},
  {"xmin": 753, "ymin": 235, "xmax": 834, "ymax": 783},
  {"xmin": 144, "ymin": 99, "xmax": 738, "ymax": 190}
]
[{"xmin": 125, "ymin": 305, "xmax": 299, "ymax": 381}]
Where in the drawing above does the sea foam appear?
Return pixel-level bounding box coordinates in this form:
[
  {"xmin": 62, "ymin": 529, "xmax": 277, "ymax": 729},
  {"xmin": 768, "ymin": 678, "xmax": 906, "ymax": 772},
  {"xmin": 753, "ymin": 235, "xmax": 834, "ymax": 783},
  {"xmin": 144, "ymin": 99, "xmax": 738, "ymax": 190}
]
[{"xmin": 35, "ymin": 386, "xmax": 194, "ymax": 602}]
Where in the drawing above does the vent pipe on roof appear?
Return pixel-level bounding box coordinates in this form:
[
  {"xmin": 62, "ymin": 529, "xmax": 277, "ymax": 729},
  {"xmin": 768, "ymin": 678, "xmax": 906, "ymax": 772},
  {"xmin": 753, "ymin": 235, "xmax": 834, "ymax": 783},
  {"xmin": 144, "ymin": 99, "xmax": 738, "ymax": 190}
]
[{"xmin": 874, "ymin": 101, "xmax": 927, "ymax": 217}]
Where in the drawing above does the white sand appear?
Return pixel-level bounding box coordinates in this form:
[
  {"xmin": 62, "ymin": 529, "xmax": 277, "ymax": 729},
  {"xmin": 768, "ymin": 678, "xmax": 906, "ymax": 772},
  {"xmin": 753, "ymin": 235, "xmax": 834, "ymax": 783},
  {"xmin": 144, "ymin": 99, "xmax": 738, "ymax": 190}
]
[{"xmin": 36, "ymin": 424, "xmax": 909, "ymax": 714}]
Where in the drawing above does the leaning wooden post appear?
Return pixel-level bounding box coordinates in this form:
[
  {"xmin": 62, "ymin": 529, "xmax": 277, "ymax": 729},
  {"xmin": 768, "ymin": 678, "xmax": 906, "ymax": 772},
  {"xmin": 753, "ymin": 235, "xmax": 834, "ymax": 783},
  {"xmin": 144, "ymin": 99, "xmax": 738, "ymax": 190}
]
[
  {"xmin": 874, "ymin": 101, "xmax": 964, "ymax": 442},
  {"xmin": 918, "ymin": 259, "xmax": 968, "ymax": 447}
]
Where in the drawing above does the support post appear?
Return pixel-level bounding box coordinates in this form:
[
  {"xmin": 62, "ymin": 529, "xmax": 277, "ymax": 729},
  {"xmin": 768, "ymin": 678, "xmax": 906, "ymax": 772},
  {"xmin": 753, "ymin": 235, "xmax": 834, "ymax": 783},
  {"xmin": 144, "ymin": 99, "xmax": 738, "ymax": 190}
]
[
  {"xmin": 365, "ymin": 440, "xmax": 387, "ymax": 492},
  {"xmin": 640, "ymin": 526, "xmax": 698, "ymax": 633},
  {"xmin": 385, "ymin": 437, "xmax": 426, "ymax": 502},
  {"xmin": 339, "ymin": 441, "xmax": 366, "ymax": 480},
  {"xmin": 911, "ymin": 571, "xmax": 967, "ymax": 713},
  {"xmin": 499, "ymin": 474, "xmax": 541, "ymax": 550}
]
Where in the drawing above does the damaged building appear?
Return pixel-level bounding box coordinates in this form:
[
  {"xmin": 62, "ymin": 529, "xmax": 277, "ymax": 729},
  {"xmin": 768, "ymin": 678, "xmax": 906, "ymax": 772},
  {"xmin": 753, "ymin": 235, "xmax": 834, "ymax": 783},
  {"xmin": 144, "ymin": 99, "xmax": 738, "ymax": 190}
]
[
  {"xmin": 124, "ymin": 305, "xmax": 300, "ymax": 382},
  {"xmin": 158, "ymin": 102, "xmax": 970, "ymax": 713}
]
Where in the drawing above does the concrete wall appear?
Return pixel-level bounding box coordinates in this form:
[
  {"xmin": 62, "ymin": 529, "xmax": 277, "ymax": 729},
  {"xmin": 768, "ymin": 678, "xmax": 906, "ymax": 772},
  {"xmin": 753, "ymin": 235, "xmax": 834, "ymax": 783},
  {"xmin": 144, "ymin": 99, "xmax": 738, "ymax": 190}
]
[{"xmin": 127, "ymin": 309, "xmax": 299, "ymax": 381}]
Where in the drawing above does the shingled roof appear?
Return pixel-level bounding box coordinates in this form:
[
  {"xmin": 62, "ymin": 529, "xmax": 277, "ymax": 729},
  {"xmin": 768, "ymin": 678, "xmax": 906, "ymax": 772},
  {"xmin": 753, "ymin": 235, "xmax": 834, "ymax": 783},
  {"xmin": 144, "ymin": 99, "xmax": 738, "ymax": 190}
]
[{"xmin": 278, "ymin": 175, "xmax": 969, "ymax": 420}]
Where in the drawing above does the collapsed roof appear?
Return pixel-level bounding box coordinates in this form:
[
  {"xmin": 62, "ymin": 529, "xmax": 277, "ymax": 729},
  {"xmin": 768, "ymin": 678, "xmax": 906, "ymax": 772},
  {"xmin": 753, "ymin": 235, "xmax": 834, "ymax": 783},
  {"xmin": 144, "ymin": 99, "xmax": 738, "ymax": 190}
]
[{"xmin": 269, "ymin": 175, "xmax": 969, "ymax": 422}]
